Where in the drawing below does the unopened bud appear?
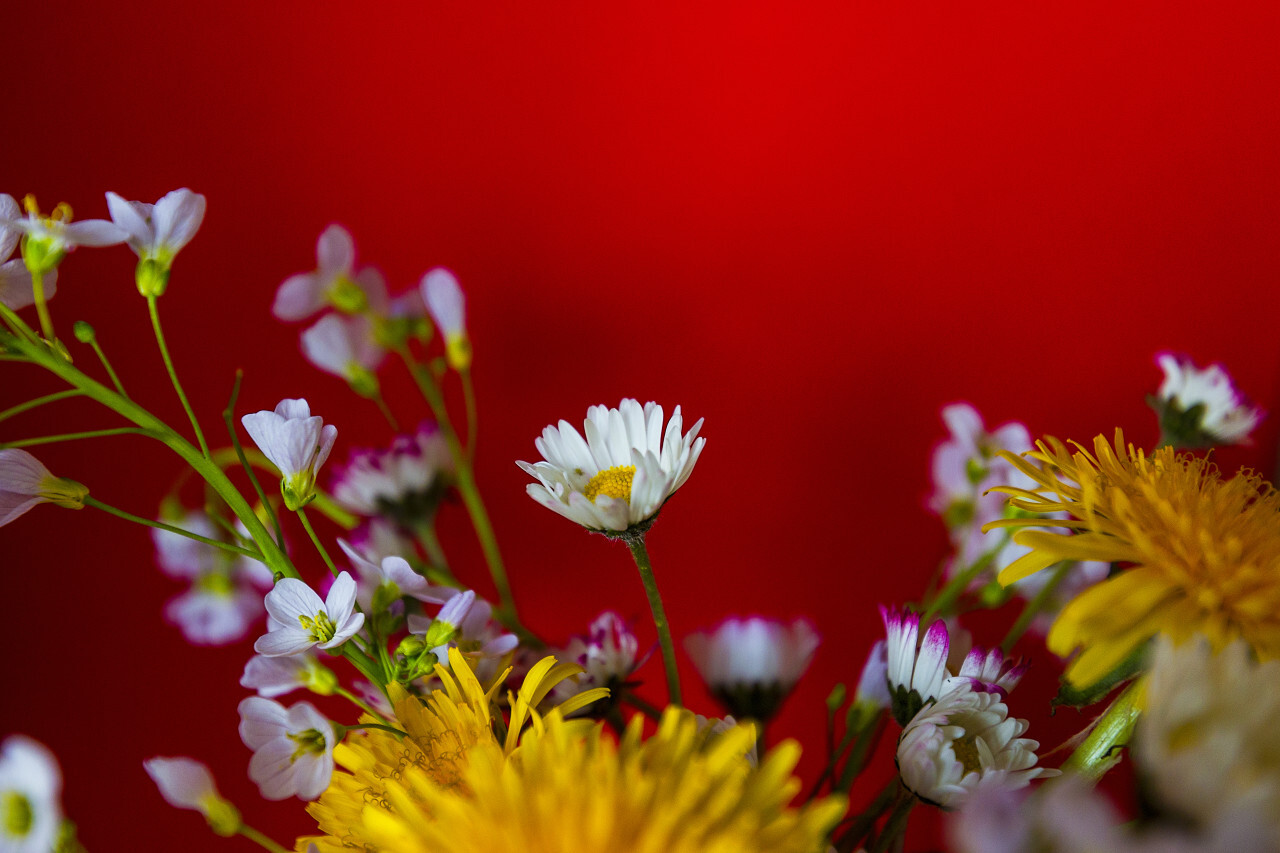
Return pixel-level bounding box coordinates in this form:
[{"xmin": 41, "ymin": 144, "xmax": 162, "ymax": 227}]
[{"xmin": 72, "ymin": 321, "xmax": 96, "ymax": 344}]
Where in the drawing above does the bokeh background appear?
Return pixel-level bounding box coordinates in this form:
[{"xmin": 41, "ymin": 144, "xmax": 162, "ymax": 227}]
[{"xmin": 3, "ymin": 2, "xmax": 1279, "ymax": 849}]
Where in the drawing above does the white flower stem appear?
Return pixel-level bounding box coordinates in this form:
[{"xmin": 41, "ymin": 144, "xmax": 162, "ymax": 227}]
[
  {"xmin": 296, "ymin": 506, "xmax": 338, "ymax": 578},
  {"xmin": 29, "ymin": 269, "xmax": 57, "ymax": 347},
  {"xmin": 0, "ymin": 389, "xmax": 84, "ymax": 424},
  {"xmin": 461, "ymin": 367, "xmax": 478, "ymax": 459},
  {"xmin": 221, "ymin": 371, "xmax": 284, "ymax": 547},
  {"xmin": 0, "ymin": 328, "xmax": 298, "ymax": 579},
  {"xmin": 920, "ymin": 547, "xmax": 997, "ymax": 623},
  {"xmin": 334, "ymin": 686, "xmax": 391, "ymax": 724},
  {"xmin": 0, "ymin": 426, "xmax": 152, "ymax": 449},
  {"xmin": 146, "ymin": 294, "xmax": 210, "ymax": 459},
  {"xmin": 84, "ymin": 496, "xmax": 261, "ymax": 559},
  {"xmin": 236, "ymin": 823, "xmax": 290, "ymax": 853},
  {"xmin": 624, "ymin": 533, "xmax": 682, "ymax": 706},
  {"xmin": 85, "ymin": 336, "xmax": 128, "ymax": 398}
]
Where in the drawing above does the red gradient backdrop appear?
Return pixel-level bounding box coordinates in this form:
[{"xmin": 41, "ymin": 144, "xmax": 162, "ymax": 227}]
[{"xmin": 3, "ymin": 2, "xmax": 1280, "ymax": 849}]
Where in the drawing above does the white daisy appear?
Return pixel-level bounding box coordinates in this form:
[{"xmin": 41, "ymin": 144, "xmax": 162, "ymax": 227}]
[
  {"xmin": 0, "ymin": 735, "xmax": 61, "ymax": 853},
  {"xmin": 330, "ymin": 423, "xmax": 453, "ymax": 521},
  {"xmin": 897, "ymin": 680, "xmax": 1055, "ymax": 809},
  {"xmin": 881, "ymin": 605, "xmax": 952, "ymax": 725},
  {"xmin": 237, "ymin": 697, "xmax": 335, "ymax": 800},
  {"xmin": 0, "ymin": 449, "xmax": 88, "ymax": 528},
  {"xmin": 518, "ymin": 398, "xmax": 705, "ymax": 534},
  {"xmin": 254, "ymin": 571, "xmax": 364, "ymax": 657},
  {"xmin": 143, "ymin": 756, "xmax": 240, "ymax": 835},
  {"xmin": 1153, "ymin": 352, "xmax": 1262, "ymax": 447},
  {"xmin": 685, "ymin": 616, "xmax": 819, "ymax": 721},
  {"xmin": 241, "ymin": 398, "xmax": 338, "ymax": 511}
]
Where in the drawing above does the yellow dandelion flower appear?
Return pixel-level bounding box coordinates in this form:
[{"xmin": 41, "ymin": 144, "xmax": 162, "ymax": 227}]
[
  {"xmin": 301, "ymin": 652, "xmax": 841, "ymax": 853},
  {"xmin": 985, "ymin": 429, "xmax": 1280, "ymax": 687}
]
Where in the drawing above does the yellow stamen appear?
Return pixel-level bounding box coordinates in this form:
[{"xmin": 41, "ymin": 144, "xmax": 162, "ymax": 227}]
[{"xmin": 583, "ymin": 465, "xmax": 635, "ymax": 504}]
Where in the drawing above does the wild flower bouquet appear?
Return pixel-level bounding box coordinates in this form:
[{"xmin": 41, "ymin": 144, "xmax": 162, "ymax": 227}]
[{"xmin": 2, "ymin": 188, "xmax": 1278, "ymax": 852}]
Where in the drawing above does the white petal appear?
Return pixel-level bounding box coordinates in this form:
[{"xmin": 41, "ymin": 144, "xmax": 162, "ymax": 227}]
[
  {"xmin": 273, "ymin": 273, "xmax": 325, "ymax": 321},
  {"xmin": 64, "ymin": 219, "xmax": 128, "ymax": 247},
  {"xmin": 143, "ymin": 756, "xmax": 216, "ymax": 809},
  {"xmin": 316, "ymin": 225, "xmax": 354, "ymax": 276},
  {"xmin": 152, "ymin": 188, "xmax": 206, "ymax": 252}
]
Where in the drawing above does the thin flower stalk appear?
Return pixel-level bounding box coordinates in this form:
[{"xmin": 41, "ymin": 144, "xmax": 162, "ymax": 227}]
[
  {"xmin": 147, "ymin": 293, "xmax": 210, "ymax": 458},
  {"xmin": 624, "ymin": 532, "xmax": 682, "ymax": 706}
]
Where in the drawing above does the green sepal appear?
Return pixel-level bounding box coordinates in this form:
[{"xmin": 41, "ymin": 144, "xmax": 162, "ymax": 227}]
[{"xmin": 1052, "ymin": 641, "xmax": 1150, "ymax": 710}]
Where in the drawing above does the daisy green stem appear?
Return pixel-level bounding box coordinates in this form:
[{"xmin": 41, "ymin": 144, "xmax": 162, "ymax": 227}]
[
  {"xmin": 83, "ymin": 496, "xmax": 261, "ymax": 559},
  {"xmin": 1000, "ymin": 560, "xmax": 1074, "ymax": 653},
  {"xmin": 29, "ymin": 269, "xmax": 57, "ymax": 347},
  {"xmin": 146, "ymin": 293, "xmax": 210, "ymax": 459},
  {"xmin": 620, "ymin": 690, "xmax": 663, "ymax": 722},
  {"xmin": 868, "ymin": 790, "xmax": 915, "ymax": 853},
  {"xmin": 222, "ymin": 370, "xmax": 285, "ymax": 548},
  {"xmin": 623, "ymin": 533, "xmax": 682, "ymax": 706},
  {"xmin": 0, "ymin": 389, "xmax": 83, "ymax": 424},
  {"xmin": 83, "ymin": 334, "xmax": 128, "ymax": 398},
  {"xmin": 836, "ymin": 711, "xmax": 887, "ymax": 793},
  {"xmin": 393, "ymin": 346, "xmax": 524, "ymax": 636},
  {"xmin": 834, "ymin": 777, "xmax": 901, "ymax": 853},
  {"xmin": 0, "ymin": 330, "xmax": 297, "ymax": 580},
  {"xmin": 296, "ymin": 506, "xmax": 338, "ymax": 579},
  {"xmin": 0, "ymin": 426, "xmax": 152, "ymax": 449},
  {"xmin": 1060, "ymin": 678, "xmax": 1144, "ymax": 781},
  {"xmin": 236, "ymin": 823, "xmax": 290, "ymax": 853},
  {"xmin": 335, "ymin": 686, "xmax": 391, "ymax": 724}
]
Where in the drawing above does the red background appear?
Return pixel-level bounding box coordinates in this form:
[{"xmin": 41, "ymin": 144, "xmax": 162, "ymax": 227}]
[{"xmin": 3, "ymin": 3, "xmax": 1279, "ymax": 850}]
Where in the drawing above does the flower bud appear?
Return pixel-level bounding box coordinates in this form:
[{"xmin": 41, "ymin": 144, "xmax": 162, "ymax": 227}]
[{"xmin": 72, "ymin": 321, "xmax": 96, "ymax": 344}]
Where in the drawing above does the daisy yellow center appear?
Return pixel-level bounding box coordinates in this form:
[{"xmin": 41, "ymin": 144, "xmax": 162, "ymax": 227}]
[
  {"xmin": 951, "ymin": 732, "xmax": 983, "ymax": 774},
  {"xmin": 583, "ymin": 465, "xmax": 635, "ymax": 504},
  {"xmin": 3, "ymin": 791, "xmax": 32, "ymax": 836},
  {"xmin": 300, "ymin": 610, "xmax": 337, "ymax": 643}
]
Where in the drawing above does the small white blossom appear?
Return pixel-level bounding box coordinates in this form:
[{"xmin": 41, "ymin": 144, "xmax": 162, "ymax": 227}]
[
  {"xmin": 408, "ymin": 590, "xmax": 518, "ymax": 682},
  {"xmin": 881, "ymin": 605, "xmax": 951, "ymax": 725},
  {"xmin": 518, "ymin": 398, "xmax": 705, "ymax": 534},
  {"xmin": 105, "ymin": 189, "xmax": 206, "ymax": 295},
  {"xmin": 237, "ymin": 697, "xmax": 335, "ymax": 800},
  {"xmin": 166, "ymin": 578, "xmax": 263, "ymax": 646},
  {"xmin": 254, "ymin": 571, "xmax": 364, "ymax": 657},
  {"xmin": 143, "ymin": 756, "xmax": 240, "ymax": 835},
  {"xmin": 0, "ymin": 449, "xmax": 88, "ymax": 528},
  {"xmin": 0, "ymin": 194, "xmax": 127, "ymax": 273},
  {"xmin": 241, "ymin": 652, "xmax": 337, "ymax": 698},
  {"xmin": 241, "ymin": 398, "xmax": 338, "ymax": 511},
  {"xmin": 1154, "ymin": 352, "xmax": 1262, "ymax": 447},
  {"xmin": 686, "ymin": 616, "xmax": 818, "ymax": 721},
  {"xmin": 337, "ymin": 537, "xmax": 454, "ymax": 612},
  {"xmin": 274, "ymin": 225, "xmax": 387, "ymax": 319},
  {"xmin": 421, "ymin": 267, "xmax": 471, "ymax": 370},
  {"xmin": 897, "ymin": 681, "xmax": 1056, "ymax": 809},
  {"xmin": 0, "ymin": 735, "xmax": 61, "ymax": 853},
  {"xmin": 300, "ymin": 313, "xmax": 385, "ymax": 393},
  {"xmin": 549, "ymin": 612, "xmax": 643, "ymax": 713}
]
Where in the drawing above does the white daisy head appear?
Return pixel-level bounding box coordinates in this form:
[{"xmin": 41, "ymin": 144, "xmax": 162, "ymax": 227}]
[
  {"xmin": 420, "ymin": 267, "xmax": 471, "ymax": 370},
  {"xmin": 1153, "ymin": 352, "xmax": 1262, "ymax": 448},
  {"xmin": 237, "ymin": 697, "xmax": 335, "ymax": 801},
  {"xmin": 143, "ymin": 756, "xmax": 240, "ymax": 836},
  {"xmin": 1135, "ymin": 635, "xmax": 1280, "ymax": 835},
  {"xmin": 330, "ymin": 422, "xmax": 453, "ymax": 522},
  {"xmin": 0, "ymin": 449, "xmax": 88, "ymax": 528},
  {"xmin": 0, "ymin": 194, "xmax": 127, "ymax": 274},
  {"xmin": 0, "ymin": 261, "xmax": 57, "ymax": 311},
  {"xmin": 0, "ymin": 735, "xmax": 61, "ymax": 853},
  {"xmin": 881, "ymin": 605, "xmax": 952, "ymax": 726},
  {"xmin": 897, "ymin": 681, "xmax": 1056, "ymax": 810},
  {"xmin": 274, "ymin": 225, "xmax": 386, "ymax": 320},
  {"xmin": 518, "ymin": 398, "xmax": 706, "ymax": 535},
  {"xmin": 240, "ymin": 398, "xmax": 338, "ymax": 511},
  {"xmin": 685, "ymin": 616, "xmax": 819, "ymax": 721},
  {"xmin": 241, "ymin": 651, "xmax": 338, "ymax": 698},
  {"xmin": 549, "ymin": 611, "xmax": 643, "ymax": 714},
  {"xmin": 254, "ymin": 571, "xmax": 365, "ymax": 657}
]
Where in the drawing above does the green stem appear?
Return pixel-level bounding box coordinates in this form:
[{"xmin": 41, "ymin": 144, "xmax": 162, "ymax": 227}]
[
  {"xmin": 297, "ymin": 506, "xmax": 338, "ymax": 578},
  {"xmin": 335, "ymin": 686, "xmax": 390, "ymax": 724},
  {"xmin": 236, "ymin": 823, "xmax": 290, "ymax": 853},
  {"xmin": 624, "ymin": 533, "xmax": 681, "ymax": 706},
  {"xmin": 311, "ymin": 492, "xmax": 358, "ymax": 530},
  {"xmin": 222, "ymin": 371, "xmax": 284, "ymax": 548},
  {"xmin": 146, "ymin": 294, "xmax": 210, "ymax": 459},
  {"xmin": 1001, "ymin": 560, "xmax": 1073, "ymax": 653},
  {"xmin": 0, "ymin": 426, "xmax": 151, "ymax": 449},
  {"xmin": 1061, "ymin": 678, "xmax": 1144, "ymax": 781},
  {"xmin": 0, "ymin": 389, "xmax": 83, "ymax": 424},
  {"xmin": 395, "ymin": 347, "xmax": 524, "ymax": 635},
  {"xmin": 921, "ymin": 547, "xmax": 997, "ymax": 623},
  {"xmin": 29, "ymin": 269, "xmax": 56, "ymax": 346},
  {"xmin": 461, "ymin": 367, "xmax": 478, "ymax": 459},
  {"xmin": 342, "ymin": 644, "xmax": 386, "ymax": 689},
  {"xmin": 620, "ymin": 690, "xmax": 664, "ymax": 721},
  {"xmin": 84, "ymin": 496, "xmax": 261, "ymax": 559},
  {"xmin": 1, "ymin": 331, "xmax": 296, "ymax": 579},
  {"xmin": 372, "ymin": 390, "xmax": 400, "ymax": 431},
  {"xmin": 868, "ymin": 792, "xmax": 915, "ymax": 853},
  {"xmin": 86, "ymin": 336, "xmax": 128, "ymax": 398},
  {"xmin": 413, "ymin": 519, "xmax": 451, "ymax": 573},
  {"xmin": 836, "ymin": 777, "xmax": 901, "ymax": 853},
  {"xmin": 341, "ymin": 722, "xmax": 408, "ymax": 738}
]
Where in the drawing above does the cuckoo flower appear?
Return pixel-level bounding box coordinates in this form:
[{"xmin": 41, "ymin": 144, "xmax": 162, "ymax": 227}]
[
  {"xmin": 241, "ymin": 398, "xmax": 337, "ymax": 511},
  {"xmin": 254, "ymin": 571, "xmax": 364, "ymax": 657}
]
